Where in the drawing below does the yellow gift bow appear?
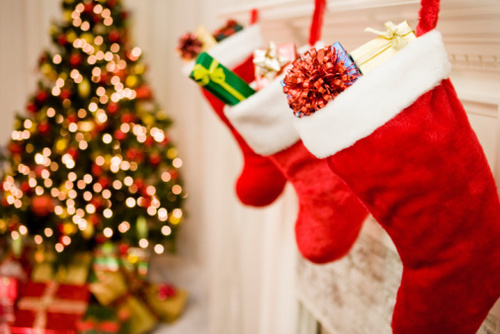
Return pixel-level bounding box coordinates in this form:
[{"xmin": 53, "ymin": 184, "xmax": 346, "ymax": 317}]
[
  {"xmin": 350, "ymin": 20, "xmax": 416, "ymax": 72},
  {"xmin": 364, "ymin": 21, "xmax": 415, "ymax": 51},
  {"xmin": 192, "ymin": 60, "xmax": 246, "ymax": 102}
]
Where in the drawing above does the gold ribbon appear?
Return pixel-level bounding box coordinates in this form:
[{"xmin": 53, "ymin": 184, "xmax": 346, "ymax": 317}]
[
  {"xmin": 192, "ymin": 60, "xmax": 246, "ymax": 102},
  {"xmin": 365, "ymin": 21, "xmax": 414, "ymax": 51}
]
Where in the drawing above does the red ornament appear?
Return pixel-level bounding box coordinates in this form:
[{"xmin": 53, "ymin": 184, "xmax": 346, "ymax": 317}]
[
  {"xmin": 93, "ymin": 14, "xmax": 102, "ymax": 24},
  {"xmin": 38, "ymin": 121, "xmax": 50, "ymax": 135},
  {"xmin": 8, "ymin": 142, "xmax": 23, "ymax": 155},
  {"xmin": 114, "ymin": 129, "xmax": 126, "ymax": 141},
  {"xmin": 60, "ymin": 89, "xmax": 72, "ymax": 100},
  {"xmin": 149, "ymin": 152, "xmax": 161, "ymax": 166},
  {"xmin": 69, "ymin": 54, "xmax": 82, "ymax": 67},
  {"xmin": 34, "ymin": 166, "xmax": 45, "ymax": 177},
  {"xmin": 67, "ymin": 114, "xmax": 78, "ymax": 124},
  {"xmin": 83, "ymin": 3, "xmax": 94, "ymax": 13},
  {"xmin": 135, "ymin": 85, "xmax": 152, "ymax": 99},
  {"xmin": 107, "ymin": 102, "xmax": 119, "ymax": 115},
  {"xmin": 89, "ymin": 214, "xmax": 101, "ymax": 226},
  {"xmin": 90, "ymin": 196, "xmax": 105, "ymax": 210},
  {"xmin": 120, "ymin": 113, "xmax": 135, "ymax": 124},
  {"xmin": 21, "ymin": 181, "xmax": 31, "ymax": 193},
  {"xmin": 31, "ymin": 195, "xmax": 54, "ymax": 216},
  {"xmin": 99, "ymin": 72, "xmax": 109, "ymax": 84},
  {"xmin": 144, "ymin": 136, "xmax": 155, "ymax": 147},
  {"xmin": 27, "ymin": 101, "xmax": 37, "ymax": 114},
  {"xmin": 121, "ymin": 11, "xmax": 129, "ymax": 20},
  {"xmin": 67, "ymin": 146, "xmax": 79, "ymax": 159},
  {"xmin": 134, "ymin": 178, "xmax": 144, "ymax": 191},
  {"xmin": 91, "ymin": 164, "xmax": 102, "ymax": 177},
  {"xmin": 57, "ymin": 34, "xmax": 67, "ymax": 46},
  {"xmin": 169, "ymin": 170, "xmax": 178, "ymax": 180},
  {"xmin": 118, "ymin": 243, "xmax": 129, "ymax": 255},
  {"xmin": 125, "ymin": 148, "xmax": 144, "ymax": 163},
  {"xmin": 108, "ymin": 30, "xmax": 121, "ymax": 43},
  {"xmin": 39, "ymin": 53, "xmax": 48, "ymax": 64},
  {"xmin": 35, "ymin": 90, "xmax": 50, "ymax": 104},
  {"xmin": 98, "ymin": 177, "xmax": 110, "ymax": 189},
  {"xmin": 108, "ymin": 0, "xmax": 117, "ymax": 8}
]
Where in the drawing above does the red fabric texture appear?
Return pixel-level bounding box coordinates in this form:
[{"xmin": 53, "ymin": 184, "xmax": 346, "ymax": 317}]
[
  {"xmin": 270, "ymin": 141, "xmax": 368, "ymax": 263},
  {"xmin": 327, "ymin": 79, "xmax": 500, "ymax": 333},
  {"xmin": 201, "ymin": 56, "xmax": 287, "ymax": 207},
  {"xmin": 416, "ymin": 0, "xmax": 440, "ymax": 37}
]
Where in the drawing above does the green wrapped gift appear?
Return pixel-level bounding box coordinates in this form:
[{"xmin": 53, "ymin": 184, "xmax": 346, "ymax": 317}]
[{"xmin": 190, "ymin": 52, "xmax": 255, "ymax": 106}]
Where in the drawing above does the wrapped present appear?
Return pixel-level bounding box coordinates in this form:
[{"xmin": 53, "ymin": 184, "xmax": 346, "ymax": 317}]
[
  {"xmin": 213, "ymin": 19, "xmax": 244, "ymax": 42},
  {"xmin": 1, "ymin": 277, "xmax": 17, "ymax": 324},
  {"xmin": 253, "ymin": 41, "xmax": 296, "ymax": 90},
  {"xmin": 32, "ymin": 252, "xmax": 91, "ymax": 285},
  {"xmin": 88, "ymin": 271, "xmax": 127, "ymax": 306},
  {"xmin": 9, "ymin": 281, "xmax": 89, "ymax": 333},
  {"xmin": 77, "ymin": 304, "xmax": 122, "ymax": 334},
  {"xmin": 142, "ymin": 283, "xmax": 187, "ymax": 323},
  {"xmin": 190, "ymin": 52, "xmax": 255, "ymax": 106},
  {"xmin": 92, "ymin": 244, "xmax": 120, "ymax": 273},
  {"xmin": 117, "ymin": 297, "xmax": 156, "ymax": 334},
  {"xmin": 177, "ymin": 26, "xmax": 217, "ymax": 62},
  {"xmin": 120, "ymin": 247, "xmax": 149, "ymax": 283},
  {"xmin": 282, "ymin": 43, "xmax": 362, "ymax": 118},
  {"xmin": 350, "ymin": 20, "xmax": 416, "ymax": 74}
]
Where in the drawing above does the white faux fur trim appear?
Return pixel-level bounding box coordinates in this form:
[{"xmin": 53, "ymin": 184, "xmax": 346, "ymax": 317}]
[
  {"xmin": 224, "ymin": 74, "xmax": 300, "ymax": 156},
  {"xmin": 208, "ymin": 24, "xmax": 264, "ymax": 69},
  {"xmin": 294, "ymin": 30, "xmax": 451, "ymax": 158},
  {"xmin": 182, "ymin": 25, "xmax": 264, "ymax": 76}
]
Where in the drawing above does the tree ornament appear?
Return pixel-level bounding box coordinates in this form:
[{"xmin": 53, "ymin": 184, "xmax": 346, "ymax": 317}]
[
  {"xmin": 78, "ymin": 78, "xmax": 91, "ymax": 98},
  {"xmin": 38, "ymin": 121, "xmax": 51, "ymax": 135},
  {"xmin": 149, "ymin": 152, "xmax": 161, "ymax": 166},
  {"xmin": 35, "ymin": 90, "xmax": 50, "ymax": 104},
  {"xmin": 114, "ymin": 129, "xmax": 126, "ymax": 141},
  {"xmin": 60, "ymin": 88, "xmax": 72, "ymax": 100},
  {"xmin": 57, "ymin": 34, "xmax": 67, "ymax": 46},
  {"xmin": 31, "ymin": 194, "xmax": 54, "ymax": 216},
  {"xmin": 26, "ymin": 101, "xmax": 37, "ymax": 114},
  {"xmin": 107, "ymin": 102, "xmax": 120, "ymax": 115},
  {"xmin": 108, "ymin": 30, "xmax": 121, "ymax": 43},
  {"xmin": 135, "ymin": 85, "xmax": 152, "ymax": 99},
  {"xmin": 69, "ymin": 53, "xmax": 82, "ymax": 67}
]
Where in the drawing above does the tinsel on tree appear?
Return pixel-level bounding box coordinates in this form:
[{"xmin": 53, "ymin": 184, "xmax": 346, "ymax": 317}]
[{"xmin": 0, "ymin": 0, "xmax": 186, "ymax": 261}]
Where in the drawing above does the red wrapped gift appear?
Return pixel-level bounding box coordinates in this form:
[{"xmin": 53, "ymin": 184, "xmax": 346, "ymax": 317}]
[
  {"xmin": 10, "ymin": 281, "xmax": 89, "ymax": 334},
  {"xmin": 1, "ymin": 277, "xmax": 18, "ymax": 324}
]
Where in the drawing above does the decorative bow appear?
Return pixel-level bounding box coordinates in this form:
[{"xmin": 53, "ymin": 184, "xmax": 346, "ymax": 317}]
[
  {"xmin": 253, "ymin": 41, "xmax": 291, "ymax": 80},
  {"xmin": 365, "ymin": 21, "xmax": 415, "ymax": 51},
  {"xmin": 192, "ymin": 60, "xmax": 246, "ymax": 102}
]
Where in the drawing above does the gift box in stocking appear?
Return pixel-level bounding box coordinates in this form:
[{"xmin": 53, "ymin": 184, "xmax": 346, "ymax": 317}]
[
  {"xmin": 291, "ymin": 0, "xmax": 500, "ymax": 333},
  {"xmin": 10, "ymin": 281, "xmax": 89, "ymax": 333}
]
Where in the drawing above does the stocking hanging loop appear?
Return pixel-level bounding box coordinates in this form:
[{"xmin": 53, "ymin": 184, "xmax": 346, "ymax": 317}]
[
  {"xmin": 308, "ymin": 0, "xmax": 327, "ymax": 46},
  {"xmin": 416, "ymin": 0, "xmax": 440, "ymax": 36}
]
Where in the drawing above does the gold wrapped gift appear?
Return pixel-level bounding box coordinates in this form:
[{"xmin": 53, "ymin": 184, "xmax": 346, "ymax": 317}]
[
  {"xmin": 350, "ymin": 21, "xmax": 416, "ymax": 74},
  {"xmin": 143, "ymin": 284, "xmax": 188, "ymax": 323},
  {"xmin": 88, "ymin": 271, "xmax": 128, "ymax": 306},
  {"xmin": 31, "ymin": 252, "xmax": 91, "ymax": 285},
  {"xmin": 119, "ymin": 296, "xmax": 157, "ymax": 334}
]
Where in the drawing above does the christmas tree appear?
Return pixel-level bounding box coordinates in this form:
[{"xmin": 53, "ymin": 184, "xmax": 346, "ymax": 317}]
[{"xmin": 0, "ymin": 0, "xmax": 186, "ymax": 262}]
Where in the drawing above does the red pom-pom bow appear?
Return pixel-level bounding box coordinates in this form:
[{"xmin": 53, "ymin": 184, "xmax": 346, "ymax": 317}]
[{"xmin": 283, "ymin": 44, "xmax": 361, "ymax": 118}]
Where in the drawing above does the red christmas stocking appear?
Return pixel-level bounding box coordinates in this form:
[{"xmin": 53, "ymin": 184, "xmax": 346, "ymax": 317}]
[
  {"xmin": 225, "ymin": 77, "xmax": 368, "ymax": 263},
  {"xmin": 198, "ymin": 25, "xmax": 287, "ymax": 207},
  {"xmin": 294, "ymin": 2, "xmax": 500, "ymax": 332}
]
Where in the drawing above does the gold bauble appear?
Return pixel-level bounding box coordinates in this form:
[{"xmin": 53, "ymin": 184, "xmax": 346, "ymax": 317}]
[
  {"xmin": 125, "ymin": 75, "xmax": 139, "ymax": 88},
  {"xmin": 63, "ymin": 10, "xmax": 72, "ymax": 23},
  {"xmin": 63, "ymin": 222, "xmax": 76, "ymax": 235},
  {"xmin": 81, "ymin": 222, "xmax": 94, "ymax": 239},
  {"xmin": 81, "ymin": 33, "xmax": 94, "ymax": 44},
  {"xmin": 132, "ymin": 64, "xmax": 146, "ymax": 75},
  {"xmin": 55, "ymin": 138, "xmax": 69, "ymax": 153},
  {"xmin": 66, "ymin": 31, "xmax": 77, "ymax": 44},
  {"xmin": 78, "ymin": 78, "xmax": 91, "ymax": 98}
]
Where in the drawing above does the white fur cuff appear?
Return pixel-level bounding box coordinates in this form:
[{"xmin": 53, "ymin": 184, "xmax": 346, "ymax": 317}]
[
  {"xmin": 294, "ymin": 30, "xmax": 451, "ymax": 158},
  {"xmin": 224, "ymin": 75, "xmax": 300, "ymax": 156}
]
